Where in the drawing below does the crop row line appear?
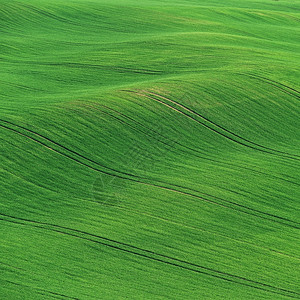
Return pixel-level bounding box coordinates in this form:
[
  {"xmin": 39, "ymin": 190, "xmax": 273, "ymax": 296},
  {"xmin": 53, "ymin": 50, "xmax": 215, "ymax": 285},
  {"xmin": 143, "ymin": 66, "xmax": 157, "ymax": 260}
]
[
  {"xmin": 0, "ymin": 119, "xmax": 299, "ymax": 230},
  {"xmin": 1, "ymin": 213, "xmax": 299, "ymax": 299}
]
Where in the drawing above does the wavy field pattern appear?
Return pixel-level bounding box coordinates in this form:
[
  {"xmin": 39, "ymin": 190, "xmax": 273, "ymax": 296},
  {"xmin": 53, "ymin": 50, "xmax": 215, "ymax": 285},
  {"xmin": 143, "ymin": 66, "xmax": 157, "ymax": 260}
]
[{"xmin": 1, "ymin": 0, "xmax": 300, "ymax": 299}]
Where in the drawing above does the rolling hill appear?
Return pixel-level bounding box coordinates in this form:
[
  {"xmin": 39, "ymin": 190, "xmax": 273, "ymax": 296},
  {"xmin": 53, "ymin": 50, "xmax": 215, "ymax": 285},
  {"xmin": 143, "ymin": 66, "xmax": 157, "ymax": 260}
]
[{"xmin": 0, "ymin": 0, "xmax": 299, "ymax": 299}]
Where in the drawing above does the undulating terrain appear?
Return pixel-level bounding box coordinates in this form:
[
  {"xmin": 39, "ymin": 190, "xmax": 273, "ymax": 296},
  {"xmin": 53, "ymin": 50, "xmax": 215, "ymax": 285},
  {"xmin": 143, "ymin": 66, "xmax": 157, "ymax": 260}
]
[{"xmin": 0, "ymin": 0, "xmax": 300, "ymax": 299}]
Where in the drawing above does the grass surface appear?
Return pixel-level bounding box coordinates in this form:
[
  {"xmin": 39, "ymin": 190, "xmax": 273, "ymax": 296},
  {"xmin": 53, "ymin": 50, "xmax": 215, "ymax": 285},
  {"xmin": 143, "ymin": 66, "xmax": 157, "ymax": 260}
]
[{"xmin": 0, "ymin": 0, "xmax": 300, "ymax": 299}]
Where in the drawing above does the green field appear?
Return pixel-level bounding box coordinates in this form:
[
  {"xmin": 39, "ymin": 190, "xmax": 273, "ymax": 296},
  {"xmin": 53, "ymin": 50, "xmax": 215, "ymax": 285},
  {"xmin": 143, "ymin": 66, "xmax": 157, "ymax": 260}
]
[{"xmin": 1, "ymin": 0, "xmax": 300, "ymax": 299}]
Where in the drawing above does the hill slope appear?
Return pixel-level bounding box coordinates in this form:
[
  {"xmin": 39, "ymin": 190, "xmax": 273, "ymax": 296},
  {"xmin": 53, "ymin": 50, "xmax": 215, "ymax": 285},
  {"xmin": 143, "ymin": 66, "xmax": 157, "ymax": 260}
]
[{"xmin": 0, "ymin": 0, "xmax": 299, "ymax": 299}]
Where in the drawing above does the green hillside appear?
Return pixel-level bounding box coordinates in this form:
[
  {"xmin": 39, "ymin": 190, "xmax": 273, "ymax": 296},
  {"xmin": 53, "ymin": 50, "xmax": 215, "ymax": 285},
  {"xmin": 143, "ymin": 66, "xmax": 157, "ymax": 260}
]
[{"xmin": 1, "ymin": 0, "xmax": 299, "ymax": 299}]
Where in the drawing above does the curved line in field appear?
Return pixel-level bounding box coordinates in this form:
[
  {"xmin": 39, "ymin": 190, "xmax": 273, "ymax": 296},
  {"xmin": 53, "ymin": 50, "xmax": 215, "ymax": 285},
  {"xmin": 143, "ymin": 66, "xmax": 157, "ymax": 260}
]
[
  {"xmin": 99, "ymin": 201, "xmax": 300, "ymax": 261},
  {"xmin": 129, "ymin": 91, "xmax": 298, "ymax": 161},
  {"xmin": 82, "ymin": 100, "xmax": 299, "ymax": 186},
  {"xmin": 0, "ymin": 119, "xmax": 141, "ymax": 179},
  {"xmin": 145, "ymin": 91, "xmax": 300, "ymax": 159},
  {"xmin": 1, "ymin": 58, "xmax": 164, "ymax": 75},
  {"xmin": 238, "ymin": 72, "xmax": 300, "ymax": 99},
  {"xmin": 1, "ymin": 214, "xmax": 299, "ymax": 299},
  {"xmin": 1, "ymin": 278, "xmax": 77, "ymax": 299},
  {"xmin": 65, "ymin": 194, "xmax": 300, "ymax": 261},
  {"xmin": 0, "ymin": 120, "xmax": 299, "ymax": 229}
]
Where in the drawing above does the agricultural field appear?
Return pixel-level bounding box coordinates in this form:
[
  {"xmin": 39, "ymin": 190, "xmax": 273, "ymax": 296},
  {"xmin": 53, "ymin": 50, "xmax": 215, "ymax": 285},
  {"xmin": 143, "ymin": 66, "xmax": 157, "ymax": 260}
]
[{"xmin": 0, "ymin": 0, "xmax": 299, "ymax": 299}]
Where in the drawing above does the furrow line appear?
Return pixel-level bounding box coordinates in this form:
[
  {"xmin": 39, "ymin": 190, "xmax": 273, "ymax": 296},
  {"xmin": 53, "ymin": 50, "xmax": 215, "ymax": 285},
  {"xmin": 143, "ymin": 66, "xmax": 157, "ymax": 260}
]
[
  {"xmin": 1, "ymin": 120, "xmax": 299, "ymax": 229},
  {"xmin": 147, "ymin": 91, "xmax": 300, "ymax": 159},
  {"xmin": 1, "ymin": 215, "xmax": 299, "ymax": 299},
  {"xmin": 90, "ymin": 100, "xmax": 299, "ymax": 186}
]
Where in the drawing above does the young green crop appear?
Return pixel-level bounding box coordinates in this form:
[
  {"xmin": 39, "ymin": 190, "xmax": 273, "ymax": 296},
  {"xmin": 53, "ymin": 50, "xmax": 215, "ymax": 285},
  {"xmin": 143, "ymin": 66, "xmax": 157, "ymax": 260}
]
[{"xmin": 0, "ymin": 0, "xmax": 299, "ymax": 299}]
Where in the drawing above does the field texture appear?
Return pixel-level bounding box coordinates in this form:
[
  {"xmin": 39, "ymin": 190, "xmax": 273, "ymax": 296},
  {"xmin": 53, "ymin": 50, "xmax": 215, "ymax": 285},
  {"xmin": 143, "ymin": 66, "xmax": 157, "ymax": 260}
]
[{"xmin": 1, "ymin": 0, "xmax": 300, "ymax": 299}]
